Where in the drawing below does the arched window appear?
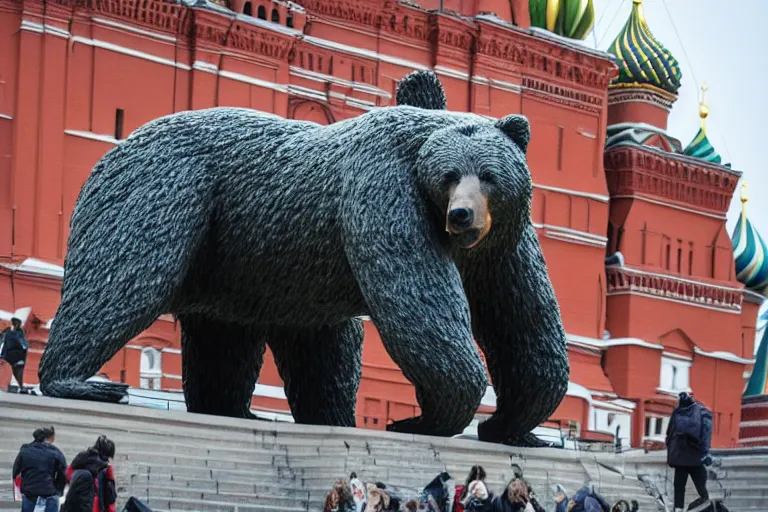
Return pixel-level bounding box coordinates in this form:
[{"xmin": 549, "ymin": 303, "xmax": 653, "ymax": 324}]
[
  {"xmin": 243, "ymin": 1, "xmax": 252, "ymax": 15},
  {"xmin": 271, "ymin": 8, "xmax": 279, "ymax": 23},
  {"xmin": 257, "ymin": 5, "xmax": 266, "ymax": 19},
  {"xmin": 140, "ymin": 347, "xmax": 162, "ymax": 390}
]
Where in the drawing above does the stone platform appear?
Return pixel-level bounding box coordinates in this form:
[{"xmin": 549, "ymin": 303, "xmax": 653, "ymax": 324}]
[{"xmin": 0, "ymin": 392, "xmax": 765, "ymax": 511}]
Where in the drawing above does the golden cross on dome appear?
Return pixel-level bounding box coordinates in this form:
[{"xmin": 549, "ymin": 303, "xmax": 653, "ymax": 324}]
[
  {"xmin": 741, "ymin": 180, "xmax": 749, "ymax": 207},
  {"xmin": 699, "ymin": 82, "xmax": 709, "ymax": 129}
]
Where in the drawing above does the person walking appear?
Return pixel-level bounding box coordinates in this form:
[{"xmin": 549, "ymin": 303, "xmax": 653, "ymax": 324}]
[
  {"xmin": 65, "ymin": 436, "xmax": 117, "ymax": 512},
  {"xmin": 666, "ymin": 392, "xmax": 713, "ymax": 512},
  {"xmin": 12, "ymin": 426, "xmax": 67, "ymax": 512},
  {"xmin": 1, "ymin": 317, "xmax": 29, "ymax": 392}
]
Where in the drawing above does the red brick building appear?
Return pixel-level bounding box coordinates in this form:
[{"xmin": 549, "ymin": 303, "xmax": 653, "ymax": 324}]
[{"xmin": 0, "ymin": 0, "xmax": 760, "ymax": 448}]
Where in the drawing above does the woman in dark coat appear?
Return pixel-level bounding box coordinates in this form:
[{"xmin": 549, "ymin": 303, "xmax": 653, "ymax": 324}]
[
  {"xmin": 666, "ymin": 392, "xmax": 713, "ymax": 512},
  {"xmin": 2, "ymin": 317, "xmax": 29, "ymax": 391}
]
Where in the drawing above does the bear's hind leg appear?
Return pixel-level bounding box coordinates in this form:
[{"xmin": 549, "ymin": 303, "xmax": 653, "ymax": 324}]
[
  {"xmin": 178, "ymin": 314, "xmax": 266, "ymax": 418},
  {"xmin": 38, "ymin": 297, "xmax": 166, "ymax": 402},
  {"xmin": 267, "ymin": 319, "xmax": 363, "ymax": 427},
  {"xmin": 39, "ymin": 145, "xmax": 216, "ymax": 402}
]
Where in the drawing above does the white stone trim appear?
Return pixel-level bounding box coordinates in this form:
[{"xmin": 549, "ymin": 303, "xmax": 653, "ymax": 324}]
[
  {"xmin": 434, "ymin": 65, "xmax": 470, "ymax": 81},
  {"xmin": 65, "ymin": 129, "xmax": 119, "ymax": 145},
  {"xmin": 738, "ymin": 435, "xmax": 768, "ymax": 444},
  {"xmin": 161, "ymin": 347, "xmax": 181, "ymax": 354},
  {"xmin": 71, "ymin": 36, "xmax": 192, "ymax": 71},
  {"xmin": 592, "ymin": 400, "xmax": 634, "ymax": 413},
  {"xmin": 471, "ymin": 75, "xmax": 521, "ymax": 93},
  {"xmin": 1, "ymin": 257, "xmax": 65, "ymax": 278},
  {"xmin": 534, "ymin": 223, "xmax": 607, "ymax": 248},
  {"xmin": 0, "ymin": 113, "xmax": 11, "ymax": 120},
  {"xmin": 534, "ymin": 183, "xmax": 610, "ymax": 203},
  {"xmin": 289, "ymin": 66, "xmax": 391, "ymax": 98},
  {"xmin": 20, "ymin": 20, "xmax": 70, "ymax": 39},
  {"xmin": 661, "ymin": 351, "xmax": 693, "ymax": 362},
  {"xmin": 741, "ymin": 400, "xmax": 768, "ymax": 409},
  {"xmin": 693, "ymin": 346, "xmax": 754, "ymax": 364},
  {"xmin": 192, "ymin": 60, "xmax": 219, "ymax": 73},
  {"xmin": 0, "ymin": 307, "xmax": 32, "ymax": 325},
  {"xmin": 744, "ymin": 289, "xmax": 767, "ymax": 305},
  {"xmin": 739, "ymin": 420, "xmax": 768, "ymax": 428},
  {"xmin": 567, "ymin": 333, "xmax": 664, "ymax": 351}
]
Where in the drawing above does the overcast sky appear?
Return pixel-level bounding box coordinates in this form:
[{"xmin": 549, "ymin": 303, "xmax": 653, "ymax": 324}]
[{"xmin": 589, "ymin": 0, "xmax": 766, "ymax": 238}]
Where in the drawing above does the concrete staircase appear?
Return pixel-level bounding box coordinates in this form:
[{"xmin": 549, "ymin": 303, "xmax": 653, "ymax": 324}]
[{"xmin": 0, "ymin": 392, "xmax": 764, "ymax": 511}]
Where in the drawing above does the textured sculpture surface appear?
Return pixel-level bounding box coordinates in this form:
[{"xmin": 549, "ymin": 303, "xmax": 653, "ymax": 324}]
[{"xmin": 39, "ymin": 71, "xmax": 568, "ymax": 445}]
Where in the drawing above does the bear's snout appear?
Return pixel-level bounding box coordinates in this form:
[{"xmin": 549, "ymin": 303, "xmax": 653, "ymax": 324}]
[
  {"xmin": 445, "ymin": 176, "xmax": 491, "ymax": 249},
  {"xmin": 448, "ymin": 207, "xmax": 474, "ymax": 229}
]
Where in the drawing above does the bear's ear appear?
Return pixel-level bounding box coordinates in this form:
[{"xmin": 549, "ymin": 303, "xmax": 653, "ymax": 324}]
[
  {"xmin": 494, "ymin": 114, "xmax": 531, "ymax": 154},
  {"xmin": 396, "ymin": 70, "xmax": 447, "ymax": 110}
]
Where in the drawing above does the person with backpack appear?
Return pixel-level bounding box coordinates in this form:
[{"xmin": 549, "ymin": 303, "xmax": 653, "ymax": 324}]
[
  {"xmin": 12, "ymin": 426, "xmax": 68, "ymax": 512},
  {"xmin": 64, "ymin": 436, "xmax": 117, "ymax": 512},
  {"xmin": 453, "ymin": 466, "xmax": 487, "ymax": 512},
  {"xmin": 666, "ymin": 392, "xmax": 713, "ymax": 512},
  {"xmin": 1, "ymin": 317, "xmax": 29, "ymax": 392}
]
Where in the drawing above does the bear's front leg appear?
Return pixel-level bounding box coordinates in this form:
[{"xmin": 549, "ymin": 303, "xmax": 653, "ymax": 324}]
[
  {"xmin": 342, "ymin": 165, "xmax": 488, "ymax": 437},
  {"xmin": 463, "ymin": 223, "xmax": 569, "ymax": 446}
]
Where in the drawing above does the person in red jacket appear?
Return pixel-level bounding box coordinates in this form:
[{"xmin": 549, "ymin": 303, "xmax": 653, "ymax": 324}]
[{"xmin": 64, "ymin": 436, "xmax": 116, "ymax": 512}]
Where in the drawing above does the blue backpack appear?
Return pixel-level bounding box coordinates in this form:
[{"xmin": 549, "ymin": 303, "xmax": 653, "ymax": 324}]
[{"xmin": 674, "ymin": 404, "xmax": 704, "ymax": 443}]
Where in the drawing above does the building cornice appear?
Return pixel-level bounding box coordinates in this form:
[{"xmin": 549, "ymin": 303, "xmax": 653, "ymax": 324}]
[
  {"xmin": 606, "ymin": 265, "xmax": 743, "ymax": 313},
  {"xmin": 11, "ymin": 0, "xmax": 618, "ymax": 115},
  {"xmin": 607, "ymin": 85, "xmax": 677, "ymax": 112},
  {"xmin": 604, "ymin": 144, "xmax": 741, "ymax": 217}
]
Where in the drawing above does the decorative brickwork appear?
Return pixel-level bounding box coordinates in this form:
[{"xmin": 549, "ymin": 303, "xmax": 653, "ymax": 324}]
[
  {"xmin": 604, "ymin": 145, "xmax": 739, "ymax": 216},
  {"xmin": 608, "ymin": 85, "xmax": 677, "ymax": 112}
]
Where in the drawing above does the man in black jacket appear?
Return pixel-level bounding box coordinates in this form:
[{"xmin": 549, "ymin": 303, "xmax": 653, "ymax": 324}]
[
  {"xmin": 12, "ymin": 426, "xmax": 67, "ymax": 512},
  {"xmin": 666, "ymin": 392, "xmax": 713, "ymax": 512}
]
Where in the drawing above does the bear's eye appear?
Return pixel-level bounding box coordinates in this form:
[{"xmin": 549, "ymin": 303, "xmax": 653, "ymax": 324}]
[
  {"xmin": 479, "ymin": 171, "xmax": 497, "ymax": 185},
  {"xmin": 443, "ymin": 170, "xmax": 461, "ymax": 186}
]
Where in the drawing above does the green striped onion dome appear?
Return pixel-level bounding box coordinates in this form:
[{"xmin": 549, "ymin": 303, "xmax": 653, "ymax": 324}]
[
  {"xmin": 744, "ymin": 315, "xmax": 768, "ymax": 397},
  {"xmin": 683, "ymin": 126, "xmax": 722, "ymax": 164},
  {"xmin": 529, "ymin": 0, "xmax": 595, "ymax": 41},
  {"xmin": 732, "ymin": 187, "xmax": 768, "ymax": 296},
  {"xmin": 606, "ymin": 0, "xmax": 682, "ymax": 94}
]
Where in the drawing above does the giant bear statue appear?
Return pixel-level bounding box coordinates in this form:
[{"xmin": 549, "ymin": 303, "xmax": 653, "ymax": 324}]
[{"xmin": 39, "ymin": 71, "xmax": 568, "ymax": 446}]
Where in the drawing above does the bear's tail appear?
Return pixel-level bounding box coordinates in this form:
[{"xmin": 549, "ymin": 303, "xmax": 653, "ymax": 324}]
[{"xmin": 395, "ymin": 70, "xmax": 447, "ymax": 110}]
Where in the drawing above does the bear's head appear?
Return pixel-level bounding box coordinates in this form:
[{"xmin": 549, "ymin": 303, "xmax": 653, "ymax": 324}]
[{"xmin": 416, "ymin": 114, "xmax": 533, "ymax": 249}]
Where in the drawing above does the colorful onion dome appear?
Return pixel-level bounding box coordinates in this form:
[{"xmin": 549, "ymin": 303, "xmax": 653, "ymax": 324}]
[
  {"xmin": 744, "ymin": 327, "xmax": 768, "ymax": 397},
  {"xmin": 607, "ymin": 0, "xmax": 682, "ymax": 94},
  {"xmin": 683, "ymin": 84, "xmax": 725, "ymax": 165},
  {"xmin": 732, "ymin": 182, "xmax": 768, "ymax": 296},
  {"xmin": 529, "ymin": 0, "xmax": 595, "ymax": 41}
]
